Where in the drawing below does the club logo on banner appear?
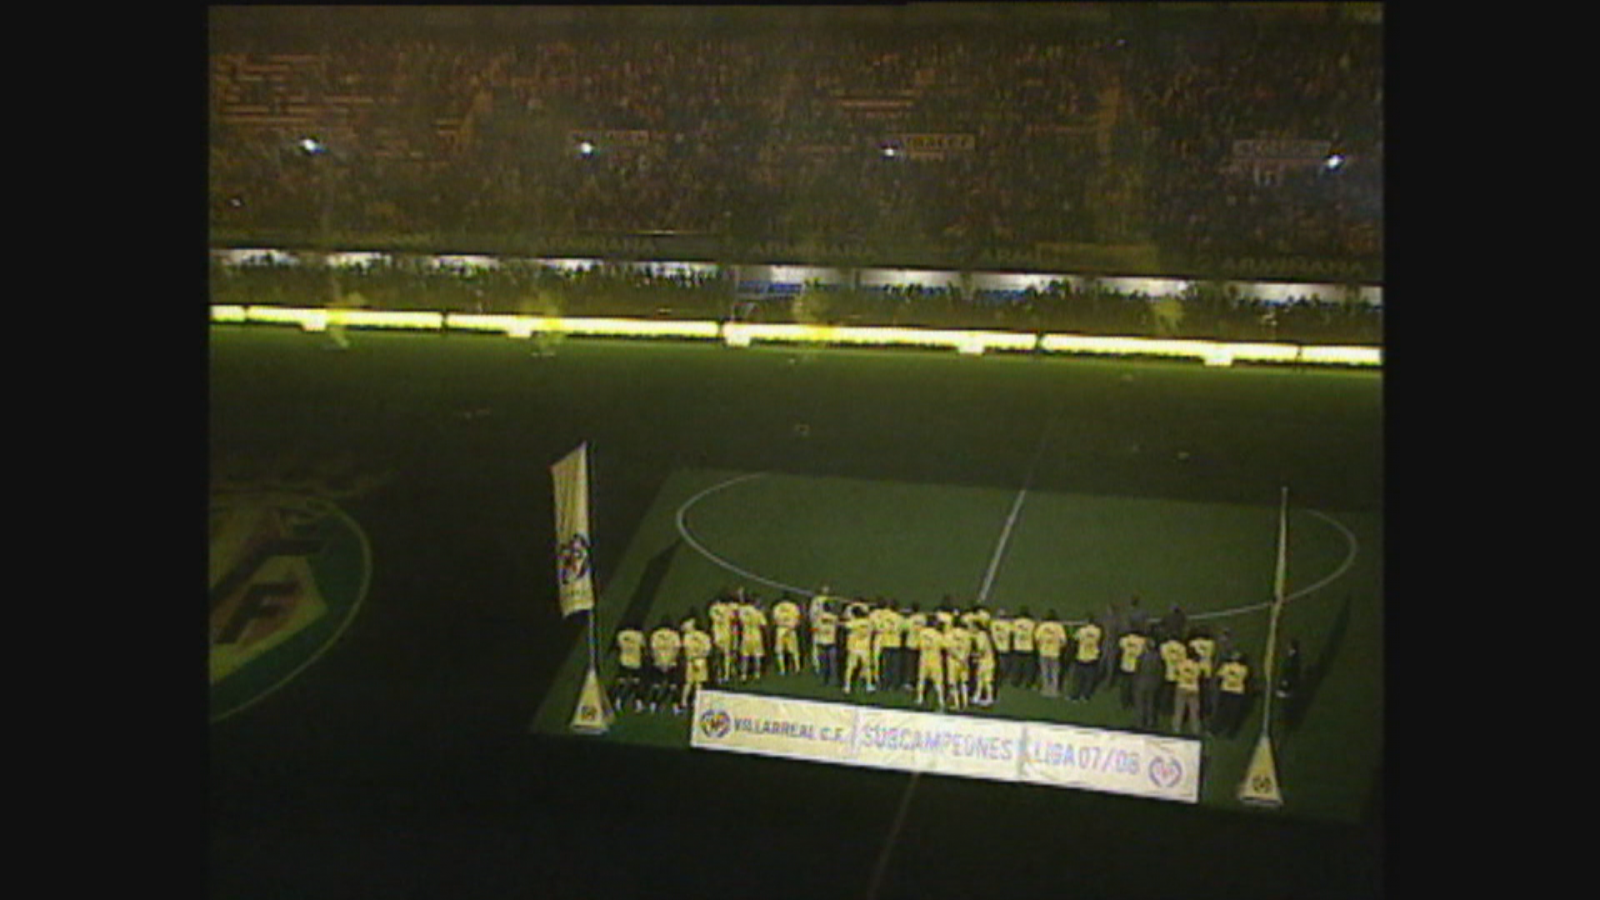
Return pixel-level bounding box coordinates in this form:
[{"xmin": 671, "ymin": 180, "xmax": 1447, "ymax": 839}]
[
  {"xmin": 691, "ymin": 690, "xmax": 1202, "ymax": 803},
  {"xmin": 698, "ymin": 708, "xmax": 734, "ymax": 740},
  {"xmin": 557, "ymin": 533, "xmax": 591, "ymax": 585},
  {"xmin": 1149, "ymin": 754, "xmax": 1185, "ymax": 789}
]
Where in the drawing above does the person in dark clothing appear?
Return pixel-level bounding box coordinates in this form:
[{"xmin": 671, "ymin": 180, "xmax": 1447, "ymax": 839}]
[
  {"xmin": 1125, "ymin": 594, "xmax": 1150, "ymax": 635},
  {"xmin": 1133, "ymin": 640, "xmax": 1165, "ymax": 732},
  {"xmin": 1160, "ymin": 603, "xmax": 1187, "ymax": 643},
  {"xmin": 1274, "ymin": 638, "xmax": 1304, "ymax": 743}
]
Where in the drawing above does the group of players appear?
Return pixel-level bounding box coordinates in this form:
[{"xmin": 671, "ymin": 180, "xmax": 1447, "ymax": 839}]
[{"xmin": 610, "ymin": 587, "xmax": 1256, "ymax": 738}]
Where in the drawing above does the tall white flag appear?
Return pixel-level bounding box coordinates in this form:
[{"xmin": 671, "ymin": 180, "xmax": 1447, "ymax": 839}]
[{"xmin": 551, "ymin": 443, "xmax": 595, "ymax": 618}]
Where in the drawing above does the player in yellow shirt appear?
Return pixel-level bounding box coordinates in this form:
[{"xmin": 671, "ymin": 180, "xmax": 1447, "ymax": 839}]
[
  {"xmin": 612, "ymin": 623, "xmax": 647, "ymax": 712},
  {"xmin": 772, "ymin": 594, "xmax": 804, "ymax": 675},
  {"xmin": 1188, "ymin": 629, "xmax": 1218, "ymax": 678},
  {"xmin": 1171, "ymin": 647, "xmax": 1204, "ymax": 735},
  {"xmin": 1158, "ymin": 632, "xmax": 1188, "ymax": 715},
  {"xmin": 1070, "ymin": 615, "xmax": 1104, "ymax": 702},
  {"xmin": 808, "ymin": 591, "xmax": 825, "ymax": 670},
  {"xmin": 1010, "ymin": 608, "xmax": 1037, "ymax": 689},
  {"xmin": 915, "ymin": 617, "xmax": 947, "ymax": 710},
  {"xmin": 971, "ymin": 625, "xmax": 997, "ymax": 707},
  {"xmin": 679, "ymin": 608, "xmax": 702, "ymax": 636},
  {"xmin": 648, "ymin": 619, "xmax": 683, "ymax": 713},
  {"xmin": 872, "ymin": 602, "xmax": 905, "ymax": 693},
  {"xmin": 843, "ymin": 605, "xmax": 876, "ymax": 694},
  {"xmin": 1212, "ymin": 652, "xmax": 1251, "ymax": 738},
  {"xmin": 738, "ymin": 598, "xmax": 768, "ymax": 682},
  {"xmin": 1188, "ymin": 628, "xmax": 1218, "ymax": 718},
  {"xmin": 1033, "ymin": 613, "xmax": 1068, "ymax": 697},
  {"xmin": 959, "ymin": 607, "xmax": 986, "ymax": 697},
  {"xmin": 960, "ymin": 602, "xmax": 985, "ymax": 630},
  {"xmin": 896, "ymin": 605, "xmax": 917, "ymax": 691},
  {"xmin": 709, "ymin": 597, "xmax": 737, "ymax": 685},
  {"xmin": 989, "ymin": 611, "xmax": 1014, "ymax": 691},
  {"xmin": 943, "ymin": 618, "xmax": 973, "ymax": 711},
  {"xmin": 904, "ymin": 604, "xmax": 927, "ymax": 688},
  {"xmin": 1115, "ymin": 629, "xmax": 1150, "ymax": 710},
  {"xmin": 680, "ymin": 620, "xmax": 713, "ymax": 712},
  {"xmin": 809, "ymin": 589, "xmax": 832, "ymax": 674}
]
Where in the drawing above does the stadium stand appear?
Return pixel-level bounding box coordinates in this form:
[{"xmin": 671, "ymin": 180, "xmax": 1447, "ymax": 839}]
[{"xmin": 209, "ymin": 5, "xmax": 1381, "ymax": 344}]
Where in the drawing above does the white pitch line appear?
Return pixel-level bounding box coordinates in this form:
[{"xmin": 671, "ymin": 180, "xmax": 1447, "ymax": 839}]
[
  {"xmin": 675, "ymin": 473, "xmax": 1361, "ymax": 624},
  {"xmin": 976, "ymin": 415, "xmax": 1055, "ymax": 604},
  {"xmin": 977, "ymin": 487, "xmax": 1029, "ymax": 604},
  {"xmin": 675, "ymin": 472, "xmax": 815, "ymax": 597},
  {"xmin": 870, "ymin": 416, "xmax": 1053, "ymax": 900},
  {"xmin": 1190, "ymin": 508, "xmax": 1361, "ymax": 622}
]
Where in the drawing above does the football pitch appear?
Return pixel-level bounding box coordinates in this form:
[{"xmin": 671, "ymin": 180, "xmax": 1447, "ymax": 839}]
[
  {"xmin": 532, "ymin": 466, "xmax": 1381, "ymax": 822},
  {"xmin": 210, "ymin": 326, "xmax": 1384, "ymax": 899}
]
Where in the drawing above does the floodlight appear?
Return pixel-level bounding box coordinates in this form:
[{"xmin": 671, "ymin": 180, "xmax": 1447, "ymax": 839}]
[
  {"xmin": 298, "ymin": 137, "xmax": 326, "ymax": 156},
  {"xmin": 1324, "ymin": 153, "xmax": 1345, "ymax": 171},
  {"xmin": 578, "ymin": 141, "xmax": 595, "ymax": 157}
]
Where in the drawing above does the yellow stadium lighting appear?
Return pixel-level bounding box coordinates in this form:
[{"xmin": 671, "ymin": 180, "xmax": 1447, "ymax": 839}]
[
  {"xmin": 444, "ymin": 313, "xmax": 526, "ymax": 335},
  {"xmin": 1300, "ymin": 345, "xmax": 1382, "ymax": 367},
  {"xmin": 716, "ymin": 322, "xmax": 1036, "ymax": 355},
  {"xmin": 1228, "ymin": 342, "xmax": 1303, "ymax": 365},
  {"xmin": 328, "ymin": 310, "xmax": 445, "ymax": 331},
  {"xmin": 562, "ymin": 317, "xmax": 721, "ymax": 340},
  {"xmin": 217, "ymin": 303, "xmax": 1379, "ymax": 370},
  {"xmin": 445, "ymin": 314, "xmax": 721, "ymax": 342},
  {"xmin": 1039, "ymin": 334, "xmax": 1202, "ymax": 359},
  {"xmin": 244, "ymin": 306, "xmax": 328, "ymax": 331}
]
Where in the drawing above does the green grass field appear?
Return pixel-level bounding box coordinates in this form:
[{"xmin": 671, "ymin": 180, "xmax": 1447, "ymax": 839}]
[
  {"xmin": 210, "ymin": 326, "xmax": 1384, "ymax": 899},
  {"xmin": 533, "ymin": 465, "xmax": 1381, "ymax": 822}
]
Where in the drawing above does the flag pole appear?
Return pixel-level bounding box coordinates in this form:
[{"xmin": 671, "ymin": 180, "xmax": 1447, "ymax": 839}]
[
  {"xmin": 554, "ymin": 441, "xmax": 612, "ymax": 733},
  {"xmin": 586, "ymin": 603, "xmax": 604, "ymax": 695},
  {"xmin": 583, "ymin": 440, "xmax": 604, "ymax": 678},
  {"xmin": 1238, "ymin": 485, "xmax": 1288, "ymax": 808},
  {"xmin": 1260, "ymin": 485, "xmax": 1289, "ymax": 734}
]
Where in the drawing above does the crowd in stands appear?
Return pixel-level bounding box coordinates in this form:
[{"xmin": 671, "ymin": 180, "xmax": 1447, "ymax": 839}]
[
  {"xmin": 210, "ymin": 254, "xmax": 1382, "ymax": 347},
  {"xmin": 1129, "ymin": 16, "xmax": 1382, "ymax": 260},
  {"xmin": 210, "ymin": 7, "xmax": 1381, "ymax": 278}
]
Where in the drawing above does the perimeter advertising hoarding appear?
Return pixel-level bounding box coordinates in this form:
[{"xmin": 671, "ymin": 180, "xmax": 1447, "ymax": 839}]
[{"xmin": 691, "ymin": 689, "xmax": 1201, "ymax": 803}]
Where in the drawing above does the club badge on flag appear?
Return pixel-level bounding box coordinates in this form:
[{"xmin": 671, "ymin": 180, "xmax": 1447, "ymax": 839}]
[
  {"xmin": 551, "ymin": 444, "xmax": 595, "ymax": 617},
  {"xmin": 1238, "ymin": 732, "xmax": 1284, "ymax": 807},
  {"xmin": 570, "ymin": 665, "xmax": 613, "ymax": 733}
]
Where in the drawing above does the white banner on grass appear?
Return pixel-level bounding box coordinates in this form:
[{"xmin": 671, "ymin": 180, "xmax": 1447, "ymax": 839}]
[
  {"xmin": 689, "ymin": 689, "xmax": 858, "ymax": 765},
  {"xmin": 1018, "ymin": 721, "xmax": 1202, "ymax": 803},
  {"xmin": 853, "ymin": 706, "xmax": 1021, "ymax": 781},
  {"xmin": 690, "ymin": 689, "xmax": 1201, "ymax": 803}
]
